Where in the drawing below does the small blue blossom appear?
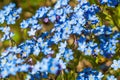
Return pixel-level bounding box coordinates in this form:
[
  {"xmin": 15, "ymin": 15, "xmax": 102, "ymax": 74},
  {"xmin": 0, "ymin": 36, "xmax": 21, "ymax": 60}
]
[
  {"xmin": 33, "ymin": 45, "xmax": 40, "ymax": 56},
  {"xmin": 51, "ymin": 33, "xmax": 62, "ymax": 44},
  {"xmin": 78, "ymin": 42, "xmax": 87, "ymax": 52},
  {"xmin": 107, "ymin": 75, "xmax": 117, "ymax": 80},
  {"xmin": 35, "ymin": 7, "xmax": 50, "ymax": 18},
  {"xmin": 20, "ymin": 20, "xmax": 29, "ymax": 28},
  {"xmin": 54, "ymin": 0, "xmax": 69, "ymax": 9},
  {"xmin": 63, "ymin": 49, "xmax": 74, "ymax": 62},
  {"xmin": 28, "ymin": 29, "xmax": 36, "ymax": 36},
  {"xmin": 111, "ymin": 60, "xmax": 120, "ymax": 70},
  {"xmin": 84, "ymin": 47, "xmax": 92, "ymax": 55},
  {"xmin": 6, "ymin": 15, "xmax": 16, "ymax": 24},
  {"xmin": 49, "ymin": 65, "xmax": 59, "ymax": 74}
]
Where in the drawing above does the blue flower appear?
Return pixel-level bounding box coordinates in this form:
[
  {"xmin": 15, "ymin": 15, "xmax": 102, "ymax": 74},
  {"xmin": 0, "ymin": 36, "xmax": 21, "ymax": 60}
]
[
  {"xmin": 39, "ymin": 41, "xmax": 48, "ymax": 49},
  {"xmin": 63, "ymin": 49, "xmax": 74, "ymax": 62},
  {"xmin": 93, "ymin": 47, "xmax": 100, "ymax": 55},
  {"xmin": 111, "ymin": 60, "xmax": 120, "ymax": 70},
  {"xmin": 43, "ymin": 47, "xmax": 54, "ymax": 55},
  {"xmin": 107, "ymin": 75, "xmax": 117, "ymax": 80},
  {"xmin": 63, "ymin": 24, "xmax": 72, "ymax": 34},
  {"xmin": 63, "ymin": 5, "xmax": 73, "ymax": 14},
  {"xmin": 49, "ymin": 65, "xmax": 59, "ymax": 74},
  {"xmin": 49, "ymin": 15, "xmax": 56, "ymax": 22},
  {"xmin": 39, "ymin": 58, "xmax": 49, "ymax": 72},
  {"xmin": 20, "ymin": 44, "xmax": 31, "ymax": 57},
  {"xmin": 28, "ymin": 29, "xmax": 36, "ymax": 36},
  {"xmin": 20, "ymin": 20, "xmax": 29, "ymax": 28},
  {"xmin": 8, "ymin": 66, "xmax": 18, "ymax": 76},
  {"xmin": 72, "ymin": 24, "xmax": 84, "ymax": 35},
  {"xmin": 88, "ymin": 15, "xmax": 99, "ymax": 24},
  {"xmin": 107, "ymin": 44, "xmax": 116, "ymax": 54},
  {"xmin": 100, "ymin": 0, "xmax": 108, "ymax": 4},
  {"xmin": 51, "ymin": 33, "xmax": 62, "ymax": 44},
  {"xmin": 47, "ymin": 10, "xmax": 55, "ymax": 17},
  {"xmin": 56, "ymin": 9, "xmax": 63, "ymax": 16},
  {"xmin": 84, "ymin": 47, "xmax": 92, "ymax": 55},
  {"xmin": 59, "ymin": 14, "xmax": 67, "ymax": 22},
  {"xmin": 33, "ymin": 45, "xmax": 40, "ymax": 56},
  {"xmin": 35, "ymin": 7, "xmax": 50, "ymax": 18},
  {"xmin": 59, "ymin": 41, "xmax": 67, "ymax": 49},
  {"xmin": 58, "ymin": 59, "xmax": 66, "ymax": 69},
  {"xmin": 3, "ymin": 3, "xmax": 15, "ymax": 15},
  {"xmin": 1, "ymin": 69, "xmax": 9, "ymax": 78},
  {"xmin": 19, "ymin": 64, "xmax": 30, "ymax": 72},
  {"xmin": 31, "ymin": 62, "xmax": 41, "ymax": 74},
  {"xmin": 54, "ymin": 0, "xmax": 69, "ymax": 9},
  {"xmin": 6, "ymin": 15, "xmax": 16, "ymax": 24},
  {"xmin": 78, "ymin": 42, "xmax": 87, "ymax": 52}
]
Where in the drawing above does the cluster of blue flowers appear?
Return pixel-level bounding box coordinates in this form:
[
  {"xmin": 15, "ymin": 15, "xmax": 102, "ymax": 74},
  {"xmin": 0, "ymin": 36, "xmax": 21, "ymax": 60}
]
[
  {"xmin": 0, "ymin": 0, "xmax": 120, "ymax": 79},
  {"xmin": 0, "ymin": 3, "xmax": 22, "ymax": 24},
  {"xmin": 77, "ymin": 68, "xmax": 103, "ymax": 80},
  {"xmin": 77, "ymin": 68, "xmax": 118, "ymax": 80},
  {"xmin": 0, "ymin": 3, "xmax": 22, "ymax": 41},
  {"xmin": 77, "ymin": 25, "xmax": 120, "ymax": 58}
]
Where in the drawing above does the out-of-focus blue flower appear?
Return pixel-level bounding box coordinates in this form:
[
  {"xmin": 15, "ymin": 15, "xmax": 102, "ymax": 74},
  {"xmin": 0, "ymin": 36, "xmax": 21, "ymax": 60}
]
[
  {"xmin": 100, "ymin": 0, "xmax": 118, "ymax": 7},
  {"xmin": 20, "ymin": 20, "xmax": 29, "ymax": 28},
  {"xmin": 51, "ymin": 33, "xmax": 62, "ymax": 44},
  {"xmin": 35, "ymin": 7, "xmax": 50, "ymax": 18},
  {"xmin": 63, "ymin": 5, "xmax": 73, "ymax": 14},
  {"xmin": 0, "ymin": 26, "xmax": 14, "ymax": 42},
  {"xmin": 111, "ymin": 60, "xmax": 120, "ymax": 70},
  {"xmin": 72, "ymin": 24, "xmax": 84, "ymax": 35},
  {"xmin": 56, "ymin": 9, "xmax": 63, "ymax": 16},
  {"xmin": 54, "ymin": 0, "xmax": 69, "ymax": 9},
  {"xmin": 63, "ymin": 49, "xmax": 74, "ymax": 62},
  {"xmin": 31, "ymin": 62, "xmax": 41, "ymax": 74},
  {"xmin": 78, "ymin": 42, "xmax": 87, "ymax": 52},
  {"xmin": 59, "ymin": 41, "xmax": 67, "ymax": 49},
  {"xmin": 1, "ymin": 69, "xmax": 9, "ymax": 78},
  {"xmin": 107, "ymin": 43, "xmax": 116, "ymax": 54},
  {"xmin": 43, "ymin": 47, "xmax": 54, "ymax": 55},
  {"xmin": 28, "ymin": 29, "xmax": 36, "ymax": 36},
  {"xmin": 33, "ymin": 45, "xmax": 40, "ymax": 56},
  {"xmin": 107, "ymin": 75, "xmax": 117, "ymax": 80},
  {"xmin": 6, "ymin": 15, "xmax": 16, "ymax": 24},
  {"xmin": 19, "ymin": 44, "xmax": 31, "ymax": 58},
  {"xmin": 18, "ymin": 64, "xmax": 30, "ymax": 72},
  {"xmin": 84, "ymin": 47, "xmax": 92, "ymax": 55},
  {"xmin": 0, "ymin": 11, "xmax": 5, "ymax": 23},
  {"xmin": 49, "ymin": 65, "xmax": 59, "ymax": 74}
]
